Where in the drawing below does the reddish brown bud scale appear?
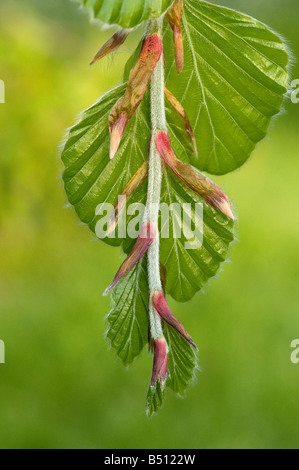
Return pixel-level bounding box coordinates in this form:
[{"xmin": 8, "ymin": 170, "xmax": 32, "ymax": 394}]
[
  {"xmin": 164, "ymin": 87, "xmax": 198, "ymax": 157},
  {"xmin": 173, "ymin": 26, "xmax": 184, "ymax": 74},
  {"xmin": 109, "ymin": 113, "xmax": 128, "ymax": 160},
  {"xmin": 103, "ymin": 222, "xmax": 158, "ymax": 296},
  {"xmin": 90, "ymin": 30, "xmax": 130, "ymax": 65},
  {"xmin": 109, "ymin": 34, "xmax": 163, "ymax": 159},
  {"xmin": 166, "ymin": 0, "xmax": 184, "ymax": 74},
  {"xmin": 152, "ymin": 290, "xmax": 197, "ymax": 350},
  {"xmin": 107, "ymin": 161, "xmax": 149, "ymax": 235},
  {"xmin": 155, "ymin": 131, "xmax": 234, "ymax": 220},
  {"xmin": 151, "ymin": 338, "xmax": 169, "ymax": 386}
]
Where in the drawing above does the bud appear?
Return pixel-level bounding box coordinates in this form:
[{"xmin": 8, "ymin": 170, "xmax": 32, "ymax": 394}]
[
  {"xmin": 109, "ymin": 113, "xmax": 128, "ymax": 160},
  {"xmin": 152, "ymin": 290, "xmax": 197, "ymax": 350},
  {"xmin": 155, "ymin": 131, "xmax": 234, "ymax": 220},
  {"xmin": 90, "ymin": 29, "xmax": 130, "ymax": 65},
  {"xmin": 151, "ymin": 337, "xmax": 169, "ymax": 386},
  {"xmin": 103, "ymin": 222, "xmax": 158, "ymax": 296},
  {"xmin": 164, "ymin": 87, "xmax": 198, "ymax": 157},
  {"xmin": 166, "ymin": 0, "xmax": 184, "ymax": 74},
  {"xmin": 109, "ymin": 34, "xmax": 163, "ymax": 158},
  {"xmin": 107, "ymin": 161, "xmax": 148, "ymax": 235}
]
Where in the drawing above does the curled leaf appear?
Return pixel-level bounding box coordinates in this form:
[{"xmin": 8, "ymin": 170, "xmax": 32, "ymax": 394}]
[
  {"xmin": 166, "ymin": 0, "xmax": 184, "ymax": 73},
  {"xmin": 152, "ymin": 290, "xmax": 197, "ymax": 349},
  {"xmin": 90, "ymin": 29, "xmax": 130, "ymax": 65},
  {"xmin": 155, "ymin": 130, "xmax": 234, "ymax": 220},
  {"xmin": 109, "ymin": 34, "xmax": 163, "ymax": 158}
]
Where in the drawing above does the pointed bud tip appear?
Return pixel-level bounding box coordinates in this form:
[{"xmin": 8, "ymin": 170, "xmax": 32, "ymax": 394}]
[
  {"xmin": 90, "ymin": 30, "xmax": 129, "ymax": 65},
  {"xmin": 189, "ymin": 338, "xmax": 198, "ymax": 350},
  {"xmin": 152, "ymin": 290, "xmax": 197, "ymax": 350},
  {"xmin": 218, "ymin": 199, "xmax": 235, "ymax": 221},
  {"xmin": 103, "ymin": 283, "xmax": 114, "ymax": 297},
  {"xmin": 106, "ymin": 223, "xmax": 115, "ymax": 237},
  {"xmin": 89, "ymin": 56, "xmax": 98, "ymax": 66}
]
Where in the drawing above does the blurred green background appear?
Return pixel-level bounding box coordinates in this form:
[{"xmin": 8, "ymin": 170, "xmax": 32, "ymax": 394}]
[{"xmin": 0, "ymin": 0, "xmax": 299, "ymax": 449}]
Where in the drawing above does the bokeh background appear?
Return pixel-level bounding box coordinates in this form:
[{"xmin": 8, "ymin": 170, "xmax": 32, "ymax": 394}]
[{"xmin": 0, "ymin": 0, "xmax": 299, "ymax": 449}]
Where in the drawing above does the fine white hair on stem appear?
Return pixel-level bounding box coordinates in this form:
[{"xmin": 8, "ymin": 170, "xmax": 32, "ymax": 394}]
[{"xmin": 143, "ymin": 18, "xmax": 167, "ymax": 341}]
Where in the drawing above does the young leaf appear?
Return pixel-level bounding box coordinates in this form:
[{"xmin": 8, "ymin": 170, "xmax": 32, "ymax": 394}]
[
  {"xmin": 61, "ymin": 1, "xmax": 288, "ymax": 415},
  {"xmin": 61, "ymin": 80, "xmax": 232, "ymax": 407},
  {"xmin": 146, "ymin": 380, "xmax": 166, "ymax": 417},
  {"xmin": 146, "ymin": 323, "xmax": 198, "ymax": 416},
  {"xmin": 61, "ymin": 84, "xmax": 150, "ymax": 249},
  {"xmin": 106, "ymin": 259, "xmax": 149, "ymax": 366},
  {"xmin": 76, "ymin": 0, "xmax": 173, "ymax": 29},
  {"xmin": 164, "ymin": 0, "xmax": 289, "ymax": 175},
  {"xmin": 159, "ymin": 166, "xmax": 234, "ymax": 301},
  {"xmin": 164, "ymin": 323, "xmax": 198, "ymax": 397}
]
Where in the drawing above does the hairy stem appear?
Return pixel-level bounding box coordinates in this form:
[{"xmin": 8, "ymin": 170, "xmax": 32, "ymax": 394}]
[{"xmin": 145, "ymin": 17, "xmax": 167, "ymax": 341}]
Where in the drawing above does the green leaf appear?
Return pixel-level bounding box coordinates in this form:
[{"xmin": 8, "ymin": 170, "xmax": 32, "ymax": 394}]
[
  {"xmin": 146, "ymin": 380, "xmax": 166, "ymax": 417},
  {"xmin": 61, "ymin": 84, "xmax": 150, "ymax": 250},
  {"xmin": 62, "ymin": 86, "xmax": 234, "ymax": 302},
  {"xmin": 61, "ymin": 83, "xmax": 229, "ymax": 407},
  {"xmin": 62, "ymin": 0, "xmax": 289, "ymax": 416},
  {"xmin": 61, "ymin": 36, "xmax": 234, "ymax": 410},
  {"xmin": 146, "ymin": 324, "xmax": 198, "ymax": 416},
  {"xmin": 76, "ymin": 0, "xmax": 173, "ymax": 29},
  {"xmin": 164, "ymin": 0, "xmax": 289, "ymax": 175},
  {"xmin": 164, "ymin": 323, "xmax": 198, "ymax": 396},
  {"xmin": 107, "ymin": 259, "xmax": 149, "ymax": 366},
  {"xmin": 160, "ymin": 166, "xmax": 234, "ymax": 302}
]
